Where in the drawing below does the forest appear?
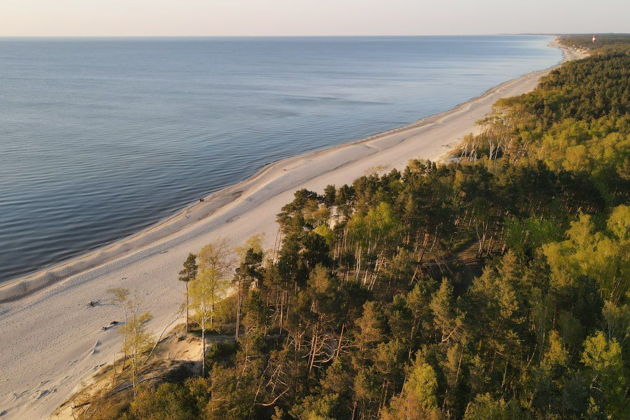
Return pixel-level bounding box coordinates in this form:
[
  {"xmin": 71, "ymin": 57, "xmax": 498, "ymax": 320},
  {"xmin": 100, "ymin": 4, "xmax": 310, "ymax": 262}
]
[
  {"xmin": 560, "ymin": 33, "xmax": 630, "ymax": 50},
  {"xmin": 76, "ymin": 36, "xmax": 629, "ymax": 419}
]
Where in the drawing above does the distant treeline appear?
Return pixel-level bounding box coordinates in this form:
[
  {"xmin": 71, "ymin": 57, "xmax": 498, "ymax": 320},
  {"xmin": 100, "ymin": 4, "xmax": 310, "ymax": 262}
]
[
  {"xmin": 560, "ymin": 33, "xmax": 630, "ymax": 50},
  {"xmin": 80, "ymin": 36, "xmax": 629, "ymax": 420}
]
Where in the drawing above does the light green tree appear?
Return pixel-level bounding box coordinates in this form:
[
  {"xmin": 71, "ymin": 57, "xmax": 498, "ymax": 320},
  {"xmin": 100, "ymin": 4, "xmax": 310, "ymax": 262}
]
[
  {"xmin": 463, "ymin": 393, "xmax": 526, "ymax": 420},
  {"xmin": 381, "ymin": 354, "xmax": 441, "ymax": 420},
  {"xmin": 190, "ymin": 267, "xmax": 229, "ymax": 376},
  {"xmin": 109, "ymin": 288, "xmax": 154, "ymax": 394},
  {"xmin": 543, "ymin": 206, "xmax": 630, "ymax": 303},
  {"xmin": 581, "ymin": 331, "xmax": 628, "ymax": 419},
  {"xmin": 348, "ymin": 201, "xmax": 399, "ymax": 253},
  {"xmin": 120, "ymin": 309, "xmax": 154, "ymax": 394},
  {"xmin": 197, "ymin": 238, "xmax": 233, "ymax": 277}
]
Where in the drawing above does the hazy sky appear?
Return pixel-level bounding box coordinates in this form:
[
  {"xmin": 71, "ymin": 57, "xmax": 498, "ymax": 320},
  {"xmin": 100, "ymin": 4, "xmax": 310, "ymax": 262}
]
[{"xmin": 2, "ymin": 0, "xmax": 629, "ymax": 37}]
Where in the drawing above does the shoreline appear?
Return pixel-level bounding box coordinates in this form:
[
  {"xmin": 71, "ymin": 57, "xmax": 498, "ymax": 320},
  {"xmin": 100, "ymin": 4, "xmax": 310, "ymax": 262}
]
[
  {"xmin": 0, "ymin": 40, "xmax": 581, "ymax": 304},
  {"xmin": 0, "ymin": 38, "xmax": 586, "ymax": 420},
  {"xmin": 0, "ymin": 75, "xmax": 534, "ymax": 302}
]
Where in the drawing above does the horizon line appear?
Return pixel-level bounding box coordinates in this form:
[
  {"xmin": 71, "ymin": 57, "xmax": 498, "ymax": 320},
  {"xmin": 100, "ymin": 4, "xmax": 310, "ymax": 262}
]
[{"xmin": 0, "ymin": 33, "xmax": 602, "ymax": 39}]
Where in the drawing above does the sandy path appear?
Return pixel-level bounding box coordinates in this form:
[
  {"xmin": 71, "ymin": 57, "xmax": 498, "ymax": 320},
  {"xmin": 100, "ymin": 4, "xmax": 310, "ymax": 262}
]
[{"xmin": 0, "ymin": 42, "xmax": 583, "ymax": 419}]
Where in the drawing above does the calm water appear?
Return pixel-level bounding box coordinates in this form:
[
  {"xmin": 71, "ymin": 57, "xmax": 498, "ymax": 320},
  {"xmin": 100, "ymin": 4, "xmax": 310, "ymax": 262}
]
[{"xmin": 0, "ymin": 36, "xmax": 561, "ymax": 283}]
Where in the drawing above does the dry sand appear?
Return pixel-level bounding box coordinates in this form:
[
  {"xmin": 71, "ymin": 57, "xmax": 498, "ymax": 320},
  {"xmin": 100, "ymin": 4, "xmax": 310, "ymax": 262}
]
[{"xmin": 0, "ymin": 41, "xmax": 585, "ymax": 419}]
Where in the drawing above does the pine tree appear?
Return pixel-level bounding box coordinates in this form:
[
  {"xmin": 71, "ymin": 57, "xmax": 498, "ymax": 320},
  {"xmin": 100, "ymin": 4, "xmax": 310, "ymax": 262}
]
[
  {"xmin": 430, "ymin": 278, "xmax": 462, "ymax": 343},
  {"xmin": 179, "ymin": 253, "xmax": 198, "ymax": 333}
]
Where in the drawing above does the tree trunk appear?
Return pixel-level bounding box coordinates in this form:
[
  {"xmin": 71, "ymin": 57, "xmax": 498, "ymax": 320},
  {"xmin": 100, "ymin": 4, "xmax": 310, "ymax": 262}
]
[
  {"xmin": 132, "ymin": 355, "xmax": 137, "ymax": 396},
  {"xmin": 279, "ymin": 291, "xmax": 284, "ymax": 335},
  {"xmin": 235, "ymin": 279, "xmax": 241, "ymax": 340},
  {"xmin": 201, "ymin": 317, "xmax": 206, "ymax": 377},
  {"xmin": 335, "ymin": 323, "xmax": 345, "ymax": 360},
  {"xmin": 185, "ymin": 282, "xmax": 189, "ymax": 333},
  {"xmin": 210, "ymin": 290, "xmax": 215, "ymax": 330},
  {"xmin": 308, "ymin": 326, "xmax": 318, "ymax": 373}
]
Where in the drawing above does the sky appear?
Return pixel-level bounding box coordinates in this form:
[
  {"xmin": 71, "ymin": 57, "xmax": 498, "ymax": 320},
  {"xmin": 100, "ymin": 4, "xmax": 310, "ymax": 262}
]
[{"xmin": 1, "ymin": 0, "xmax": 629, "ymax": 37}]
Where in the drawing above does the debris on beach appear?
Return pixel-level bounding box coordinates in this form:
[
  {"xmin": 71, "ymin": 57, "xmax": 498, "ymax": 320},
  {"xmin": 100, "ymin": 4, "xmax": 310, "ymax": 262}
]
[{"xmin": 101, "ymin": 321, "xmax": 119, "ymax": 331}]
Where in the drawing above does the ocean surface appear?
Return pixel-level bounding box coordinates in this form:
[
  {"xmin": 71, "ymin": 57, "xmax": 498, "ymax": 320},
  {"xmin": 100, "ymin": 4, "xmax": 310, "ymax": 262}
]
[{"xmin": 0, "ymin": 36, "xmax": 561, "ymax": 283}]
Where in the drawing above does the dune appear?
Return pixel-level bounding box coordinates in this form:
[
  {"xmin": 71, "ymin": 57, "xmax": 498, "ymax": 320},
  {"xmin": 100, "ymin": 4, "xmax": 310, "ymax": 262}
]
[{"xmin": 0, "ymin": 40, "xmax": 586, "ymax": 419}]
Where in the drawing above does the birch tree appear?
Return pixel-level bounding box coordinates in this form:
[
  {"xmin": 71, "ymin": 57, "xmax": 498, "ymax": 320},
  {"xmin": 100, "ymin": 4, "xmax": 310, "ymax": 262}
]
[
  {"xmin": 119, "ymin": 309, "xmax": 154, "ymax": 394},
  {"xmin": 190, "ymin": 267, "xmax": 228, "ymax": 376}
]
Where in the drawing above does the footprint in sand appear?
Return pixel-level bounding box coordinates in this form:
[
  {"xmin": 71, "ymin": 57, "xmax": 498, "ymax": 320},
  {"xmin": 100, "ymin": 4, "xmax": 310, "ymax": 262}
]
[
  {"xmin": 34, "ymin": 387, "xmax": 56, "ymax": 400},
  {"xmin": 89, "ymin": 340, "xmax": 101, "ymax": 355},
  {"xmin": 11, "ymin": 390, "xmax": 28, "ymax": 401}
]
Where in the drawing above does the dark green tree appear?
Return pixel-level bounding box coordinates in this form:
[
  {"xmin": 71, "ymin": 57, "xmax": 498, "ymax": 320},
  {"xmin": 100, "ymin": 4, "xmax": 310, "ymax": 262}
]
[{"xmin": 178, "ymin": 253, "xmax": 198, "ymax": 332}]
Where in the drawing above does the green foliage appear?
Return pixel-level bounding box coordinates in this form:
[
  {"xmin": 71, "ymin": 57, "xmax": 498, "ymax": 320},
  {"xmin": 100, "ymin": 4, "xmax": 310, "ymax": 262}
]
[
  {"xmin": 190, "ymin": 268, "xmax": 229, "ymax": 332},
  {"xmin": 290, "ymin": 393, "xmax": 339, "ymax": 420},
  {"xmin": 381, "ymin": 354, "xmax": 441, "ymax": 420},
  {"xmin": 95, "ymin": 39, "xmax": 630, "ymax": 420},
  {"xmin": 504, "ymin": 216, "xmax": 565, "ymax": 257},
  {"xmin": 581, "ymin": 331, "xmax": 628, "ymax": 419},
  {"xmin": 403, "ymin": 355, "xmax": 439, "ymax": 409},
  {"xmin": 560, "ymin": 34, "xmax": 630, "ymax": 50},
  {"xmin": 348, "ymin": 201, "xmax": 400, "ymax": 251},
  {"xmin": 179, "ymin": 253, "xmax": 198, "ymax": 332},
  {"xmin": 462, "ymin": 394, "xmax": 526, "ymax": 420},
  {"xmin": 179, "ymin": 253, "xmax": 198, "ymax": 283},
  {"xmin": 543, "ymin": 207, "xmax": 630, "ymax": 303},
  {"xmin": 456, "ymin": 49, "xmax": 630, "ymax": 209},
  {"xmin": 129, "ymin": 383, "xmax": 199, "ymax": 420},
  {"xmin": 430, "ymin": 278, "xmax": 463, "ymax": 343}
]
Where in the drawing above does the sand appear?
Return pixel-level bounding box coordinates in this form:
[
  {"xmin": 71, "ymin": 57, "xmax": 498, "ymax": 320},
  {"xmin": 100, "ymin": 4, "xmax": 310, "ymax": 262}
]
[{"xmin": 0, "ymin": 41, "xmax": 585, "ymax": 419}]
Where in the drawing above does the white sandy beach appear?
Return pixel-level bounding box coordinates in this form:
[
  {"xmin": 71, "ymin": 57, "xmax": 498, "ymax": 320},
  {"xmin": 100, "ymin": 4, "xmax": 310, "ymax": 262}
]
[{"xmin": 0, "ymin": 42, "xmax": 585, "ymax": 419}]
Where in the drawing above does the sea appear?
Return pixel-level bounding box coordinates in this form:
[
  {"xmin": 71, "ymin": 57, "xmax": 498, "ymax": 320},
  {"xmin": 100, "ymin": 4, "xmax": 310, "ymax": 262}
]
[{"xmin": 0, "ymin": 35, "xmax": 562, "ymax": 283}]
